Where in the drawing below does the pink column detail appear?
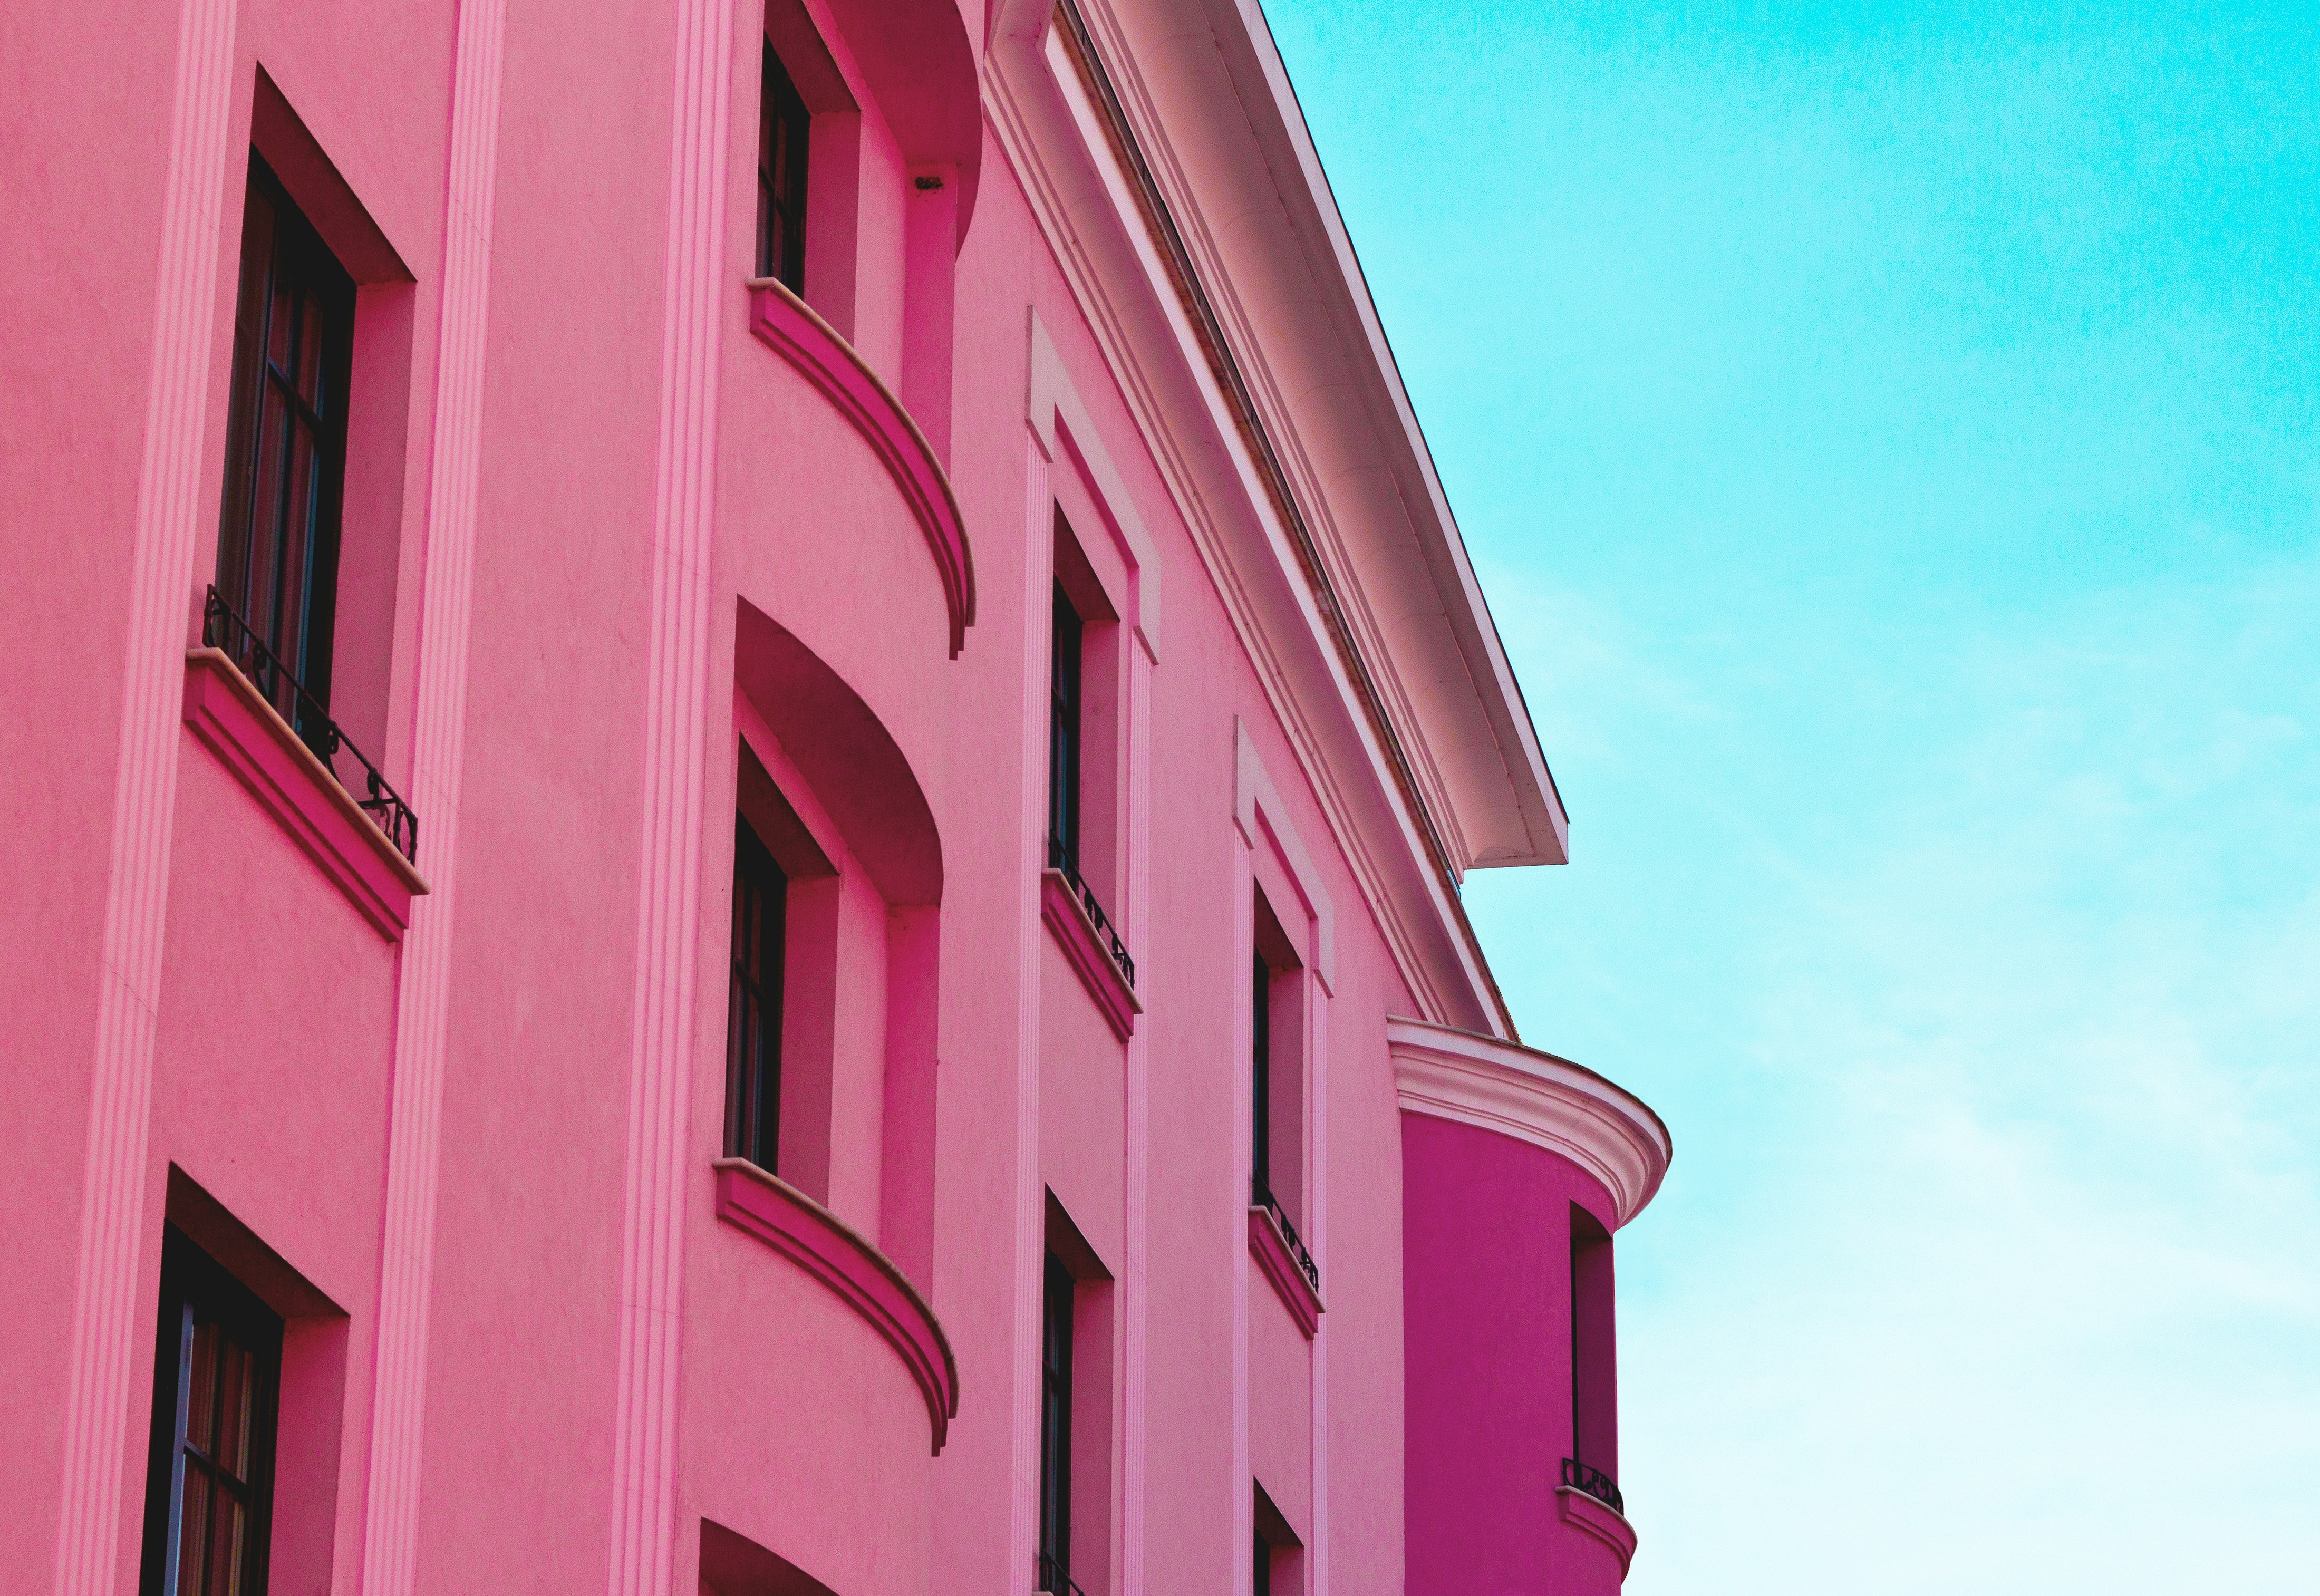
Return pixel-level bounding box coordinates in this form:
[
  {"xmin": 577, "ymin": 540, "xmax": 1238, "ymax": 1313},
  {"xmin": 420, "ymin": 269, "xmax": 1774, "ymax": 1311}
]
[
  {"xmin": 1008, "ymin": 432, "xmax": 1053, "ymax": 1595},
  {"xmin": 50, "ymin": 0, "xmax": 241, "ymax": 1589},
  {"xmin": 606, "ymin": 0, "xmax": 739, "ymax": 1587},
  {"xmin": 359, "ymin": 0, "xmax": 513, "ymax": 1591}
]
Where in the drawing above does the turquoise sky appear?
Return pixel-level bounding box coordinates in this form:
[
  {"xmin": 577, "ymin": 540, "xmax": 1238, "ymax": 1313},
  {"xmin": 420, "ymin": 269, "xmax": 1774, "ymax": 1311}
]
[{"xmin": 1266, "ymin": 2, "xmax": 2319, "ymax": 1588}]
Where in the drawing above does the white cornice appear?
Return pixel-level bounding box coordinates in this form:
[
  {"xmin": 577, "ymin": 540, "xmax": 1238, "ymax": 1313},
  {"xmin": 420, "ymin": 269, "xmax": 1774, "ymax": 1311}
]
[
  {"xmin": 982, "ymin": 7, "xmax": 1481, "ymax": 1029},
  {"xmin": 983, "ymin": 0, "xmax": 1567, "ymax": 1036},
  {"xmin": 1388, "ymin": 1019, "xmax": 1671, "ymax": 1227}
]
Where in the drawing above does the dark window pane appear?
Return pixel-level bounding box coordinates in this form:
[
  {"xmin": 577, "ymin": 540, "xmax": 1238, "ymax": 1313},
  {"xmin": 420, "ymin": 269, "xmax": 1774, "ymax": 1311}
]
[
  {"xmin": 214, "ymin": 155, "xmax": 354, "ymax": 729},
  {"xmin": 1251, "ymin": 948, "xmax": 1270, "ymax": 1205},
  {"xmin": 756, "ymin": 44, "xmax": 810, "ymax": 291},
  {"xmin": 141, "ymin": 1229, "xmax": 280, "ymax": 1596},
  {"xmin": 726, "ymin": 817, "xmax": 788, "ymax": 1169},
  {"xmin": 1048, "ymin": 584, "xmax": 1082, "ymax": 870}
]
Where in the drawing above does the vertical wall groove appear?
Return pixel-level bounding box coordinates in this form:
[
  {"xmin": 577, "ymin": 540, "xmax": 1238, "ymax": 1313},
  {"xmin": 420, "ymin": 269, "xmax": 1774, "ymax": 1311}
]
[
  {"xmin": 605, "ymin": 0, "xmax": 738, "ymax": 1584},
  {"xmin": 1307, "ymin": 995, "xmax": 1330, "ymax": 1596},
  {"xmin": 356, "ymin": 1, "xmax": 510, "ymax": 1590},
  {"xmin": 51, "ymin": 0, "xmax": 240, "ymax": 1587},
  {"xmin": 1010, "ymin": 436, "xmax": 1054, "ymax": 1594},
  {"xmin": 1121, "ymin": 635, "xmax": 1155, "ymax": 1594}
]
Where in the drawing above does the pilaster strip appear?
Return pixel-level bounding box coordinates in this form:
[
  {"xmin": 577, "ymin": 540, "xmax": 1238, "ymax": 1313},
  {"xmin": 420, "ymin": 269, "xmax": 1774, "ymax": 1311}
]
[
  {"xmin": 51, "ymin": 0, "xmax": 239, "ymax": 1587},
  {"xmin": 357, "ymin": 0, "xmax": 510, "ymax": 1590},
  {"xmin": 1122, "ymin": 632, "xmax": 1154, "ymax": 1594},
  {"xmin": 606, "ymin": 0, "xmax": 739, "ymax": 1587},
  {"xmin": 1010, "ymin": 432, "xmax": 1055, "ymax": 1593}
]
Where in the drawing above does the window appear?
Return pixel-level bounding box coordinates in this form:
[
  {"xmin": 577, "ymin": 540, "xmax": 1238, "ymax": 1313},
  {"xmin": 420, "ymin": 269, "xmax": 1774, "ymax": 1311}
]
[
  {"xmin": 1252, "ymin": 1484, "xmax": 1302, "ymax": 1596},
  {"xmin": 1251, "ymin": 945, "xmax": 1271, "ymax": 1206},
  {"xmin": 1250, "ymin": 892, "xmax": 1306, "ymax": 1226},
  {"xmin": 1568, "ymin": 1204, "xmax": 1620, "ymax": 1507},
  {"xmin": 755, "ymin": 42, "xmax": 810, "ymax": 291},
  {"xmin": 1046, "ymin": 581, "xmax": 1083, "ymax": 875},
  {"xmin": 725, "ymin": 816, "xmax": 789, "ymax": 1171},
  {"xmin": 1037, "ymin": 1250, "xmax": 1075, "ymax": 1593},
  {"xmin": 140, "ymin": 1230, "xmax": 283, "ymax": 1596},
  {"xmin": 214, "ymin": 157, "xmax": 355, "ymax": 753}
]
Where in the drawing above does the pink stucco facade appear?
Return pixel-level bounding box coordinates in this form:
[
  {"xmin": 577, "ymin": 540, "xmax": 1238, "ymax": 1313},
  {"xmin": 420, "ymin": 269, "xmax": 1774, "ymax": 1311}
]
[{"xmin": 1, "ymin": 1, "xmax": 1669, "ymax": 1593}]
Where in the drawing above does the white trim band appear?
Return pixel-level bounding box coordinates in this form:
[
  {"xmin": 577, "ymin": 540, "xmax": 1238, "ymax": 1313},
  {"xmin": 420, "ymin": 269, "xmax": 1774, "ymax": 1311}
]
[{"xmin": 1388, "ymin": 1019, "xmax": 1671, "ymax": 1227}]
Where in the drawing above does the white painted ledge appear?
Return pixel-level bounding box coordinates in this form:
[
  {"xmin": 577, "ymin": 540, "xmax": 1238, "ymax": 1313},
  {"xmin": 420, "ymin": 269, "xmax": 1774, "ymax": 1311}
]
[{"xmin": 1388, "ymin": 1018, "xmax": 1671, "ymax": 1227}]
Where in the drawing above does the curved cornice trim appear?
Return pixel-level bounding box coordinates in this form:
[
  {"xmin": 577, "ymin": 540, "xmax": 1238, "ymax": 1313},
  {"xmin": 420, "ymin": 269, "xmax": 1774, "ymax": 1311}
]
[
  {"xmin": 1388, "ymin": 1019, "xmax": 1671, "ymax": 1227},
  {"xmin": 747, "ymin": 279, "xmax": 976, "ymax": 657},
  {"xmin": 713, "ymin": 1159, "xmax": 961, "ymax": 1453}
]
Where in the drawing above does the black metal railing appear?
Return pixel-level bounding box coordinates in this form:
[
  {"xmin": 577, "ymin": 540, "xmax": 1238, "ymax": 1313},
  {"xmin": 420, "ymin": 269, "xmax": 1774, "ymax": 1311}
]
[
  {"xmin": 1252, "ymin": 1180, "xmax": 1320, "ymax": 1294},
  {"xmin": 1561, "ymin": 1457, "xmax": 1623, "ymax": 1515},
  {"xmin": 1035, "ymin": 1553, "xmax": 1088, "ymax": 1596},
  {"xmin": 1046, "ymin": 835, "xmax": 1134, "ymax": 989},
  {"xmin": 203, "ymin": 586, "xmax": 419, "ymax": 865}
]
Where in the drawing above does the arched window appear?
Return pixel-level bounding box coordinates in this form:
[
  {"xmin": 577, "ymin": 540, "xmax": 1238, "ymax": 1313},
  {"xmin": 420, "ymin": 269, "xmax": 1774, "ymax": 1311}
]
[{"xmin": 723, "ymin": 603, "xmax": 943, "ymax": 1285}]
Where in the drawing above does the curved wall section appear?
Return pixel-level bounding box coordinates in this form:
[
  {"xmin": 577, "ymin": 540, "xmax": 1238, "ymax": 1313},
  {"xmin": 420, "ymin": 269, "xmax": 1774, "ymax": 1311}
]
[
  {"xmin": 747, "ymin": 279, "xmax": 973, "ymax": 656},
  {"xmin": 1394, "ymin": 1022, "xmax": 1668, "ymax": 1596},
  {"xmin": 713, "ymin": 1159, "xmax": 958, "ymax": 1452}
]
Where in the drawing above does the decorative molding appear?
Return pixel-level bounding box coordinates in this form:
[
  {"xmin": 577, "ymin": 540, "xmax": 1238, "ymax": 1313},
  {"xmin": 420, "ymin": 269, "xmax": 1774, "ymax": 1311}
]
[
  {"xmin": 1246, "ymin": 1205, "xmax": 1321, "ymax": 1338},
  {"xmin": 1388, "ymin": 1019, "xmax": 1671, "ymax": 1229},
  {"xmin": 1558, "ymin": 1485, "xmax": 1638, "ymax": 1574},
  {"xmin": 1040, "ymin": 868, "xmax": 1140, "ymax": 1040},
  {"xmin": 1040, "ymin": 0, "xmax": 1518, "ymax": 1032},
  {"xmin": 358, "ymin": 0, "xmax": 511, "ymax": 1592},
  {"xmin": 1232, "ymin": 717, "xmax": 1333, "ymax": 994},
  {"xmin": 606, "ymin": 0, "xmax": 737, "ymax": 1590},
  {"xmin": 1027, "ymin": 311, "xmax": 1158, "ymax": 655},
  {"xmin": 981, "ymin": 1, "xmax": 1500, "ymax": 1036},
  {"xmin": 51, "ymin": 0, "xmax": 242, "ymax": 1585},
  {"xmin": 747, "ymin": 278, "xmax": 974, "ymax": 657},
  {"xmin": 713, "ymin": 1160, "xmax": 960, "ymax": 1454},
  {"xmin": 182, "ymin": 650, "xmax": 429, "ymax": 935},
  {"xmin": 1007, "ymin": 437, "xmax": 1054, "ymax": 1592},
  {"xmin": 1119, "ymin": 589, "xmax": 1155, "ymax": 1596}
]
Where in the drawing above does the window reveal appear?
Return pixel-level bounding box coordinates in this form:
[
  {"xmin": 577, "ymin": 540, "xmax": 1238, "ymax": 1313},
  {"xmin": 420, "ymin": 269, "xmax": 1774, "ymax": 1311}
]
[{"xmin": 1036, "ymin": 1250, "xmax": 1075, "ymax": 1592}]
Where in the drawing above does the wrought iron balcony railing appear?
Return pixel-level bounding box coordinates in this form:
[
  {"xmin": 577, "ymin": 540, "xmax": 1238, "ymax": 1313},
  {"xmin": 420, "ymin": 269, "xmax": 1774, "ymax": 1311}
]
[
  {"xmin": 1047, "ymin": 835, "xmax": 1134, "ymax": 990},
  {"xmin": 1035, "ymin": 1553, "xmax": 1088, "ymax": 1596},
  {"xmin": 203, "ymin": 585, "xmax": 419, "ymax": 865},
  {"xmin": 1561, "ymin": 1456, "xmax": 1623, "ymax": 1515},
  {"xmin": 1252, "ymin": 1179, "xmax": 1320, "ymax": 1294}
]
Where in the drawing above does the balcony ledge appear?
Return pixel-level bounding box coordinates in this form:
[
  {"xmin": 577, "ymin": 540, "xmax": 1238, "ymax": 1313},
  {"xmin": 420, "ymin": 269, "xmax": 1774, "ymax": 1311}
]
[
  {"xmin": 746, "ymin": 277, "xmax": 974, "ymax": 657},
  {"xmin": 712, "ymin": 1158, "xmax": 959, "ymax": 1454},
  {"xmin": 1248, "ymin": 1204, "xmax": 1322, "ymax": 1337},
  {"xmin": 1558, "ymin": 1484, "xmax": 1638, "ymax": 1574},
  {"xmin": 1040, "ymin": 868, "xmax": 1140, "ymax": 1041},
  {"xmin": 182, "ymin": 648, "xmax": 428, "ymax": 937}
]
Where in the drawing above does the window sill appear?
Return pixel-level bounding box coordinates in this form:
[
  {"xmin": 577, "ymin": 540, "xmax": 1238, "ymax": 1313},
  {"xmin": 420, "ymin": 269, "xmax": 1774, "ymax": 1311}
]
[
  {"xmin": 1558, "ymin": 1484, "xmax": 1637, "ymax": 1574},
  {"xmin": 712, "ymin": 1158, "xmax": 959, "ymax": 1454},
  {"xmin": 746, "ymin": 277, "xmax": 974, "ymax": 657},
  {"xmin": 182, "ymin": 647, "xmax": 429, "ymax": 937},
  {"xmin": 1248, "ymin": 1204, "xmax": 1322, "ymax": 1337},
  {"xmin": 1040, "ymin": 868, "xmax": 1140, "ymax": 1041}
]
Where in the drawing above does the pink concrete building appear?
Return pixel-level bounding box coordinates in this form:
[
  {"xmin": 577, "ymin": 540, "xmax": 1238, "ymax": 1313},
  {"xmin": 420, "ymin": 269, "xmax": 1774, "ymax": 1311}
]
[{"xmin": 1, "ymin": 0, "xmax": 1669, "ymax": 1592}]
